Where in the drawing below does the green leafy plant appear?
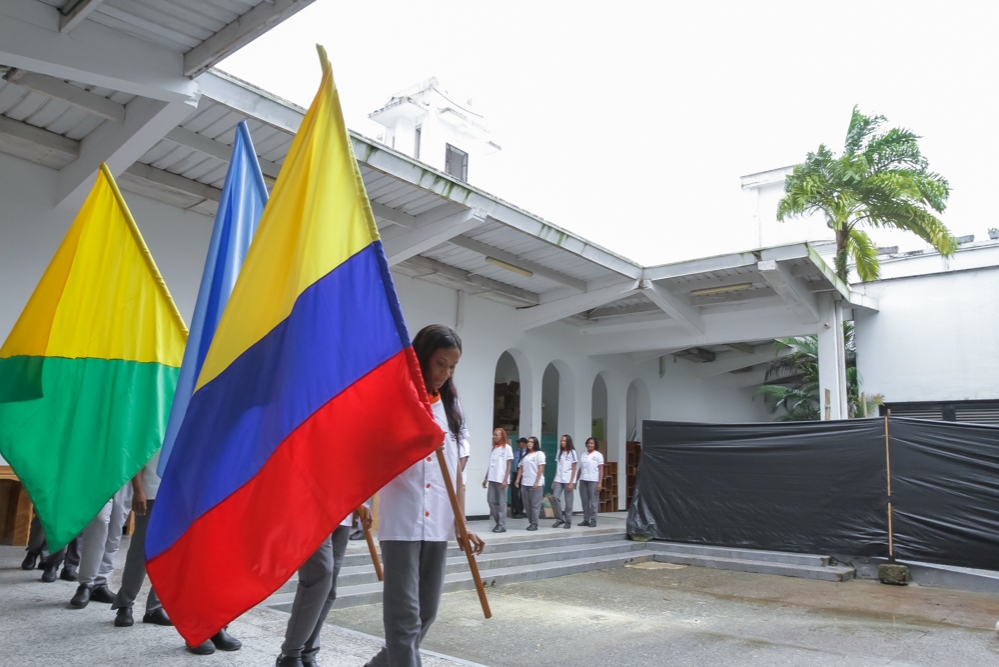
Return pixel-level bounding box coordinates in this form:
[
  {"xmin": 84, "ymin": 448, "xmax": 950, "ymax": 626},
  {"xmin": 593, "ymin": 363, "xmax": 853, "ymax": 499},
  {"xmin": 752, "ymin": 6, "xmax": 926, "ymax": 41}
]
[{"xmin": 777, "ymin": 106, "xmax": 957, "ymax": 282}]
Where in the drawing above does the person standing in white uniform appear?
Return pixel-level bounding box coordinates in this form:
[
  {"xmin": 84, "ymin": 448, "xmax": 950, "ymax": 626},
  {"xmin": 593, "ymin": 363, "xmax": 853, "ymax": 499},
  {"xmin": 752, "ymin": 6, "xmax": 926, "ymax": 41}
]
[
  {"xmin": 515, "ymin": 436, "xmax": 546, "ymax": 531},
  {"xmin": 481, "ymin": 428, "xmax": 513, "ymax": 533},
  {"xmin": 551, "ymin": 435, "xmax": 578, "ymax": 529},
  {"xmin": 578, "ymin": 437, "xmax": 605, "ymax": 527},
  {"xmin": 365, "ymin": 324, "xmax": 484, "ymax": 667}
]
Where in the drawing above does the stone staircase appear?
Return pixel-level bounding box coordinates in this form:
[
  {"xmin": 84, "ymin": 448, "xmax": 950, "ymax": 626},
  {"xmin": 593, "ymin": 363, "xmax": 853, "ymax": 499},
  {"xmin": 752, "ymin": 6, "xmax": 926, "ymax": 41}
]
[{"xmin": 262, "ymin": 529, "xmax": 854, "ymax": 613}]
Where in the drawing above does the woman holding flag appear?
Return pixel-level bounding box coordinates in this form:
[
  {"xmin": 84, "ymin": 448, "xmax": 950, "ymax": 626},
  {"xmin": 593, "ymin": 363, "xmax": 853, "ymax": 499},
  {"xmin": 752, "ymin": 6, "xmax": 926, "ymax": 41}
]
[{"xmin": 365, "ymin": 324, "xmax": 485, "ymax": 667}]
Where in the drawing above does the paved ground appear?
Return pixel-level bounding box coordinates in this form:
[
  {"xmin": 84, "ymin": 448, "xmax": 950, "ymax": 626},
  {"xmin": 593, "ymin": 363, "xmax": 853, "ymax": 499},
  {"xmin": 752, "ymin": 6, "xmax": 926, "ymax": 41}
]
[
  {"xmin": 326, "ymin": 560, "xmax": 999, "ymax": 667},
  {"xmin": 0, "ymin": 543, "xmax": 479, "ymax": 667}
]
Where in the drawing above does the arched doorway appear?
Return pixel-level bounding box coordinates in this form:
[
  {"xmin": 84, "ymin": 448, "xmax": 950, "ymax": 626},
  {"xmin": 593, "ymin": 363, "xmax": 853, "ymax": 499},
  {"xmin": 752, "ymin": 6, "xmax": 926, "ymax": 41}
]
[
  {"xmin": 493, "ymin": 351, "xmax": 521, "ymax": 438},
  {"xmin": 625, "ymin": 379, "xmax": 651, "ymax": 508},
  {"xmin": 591, "ymin": 373, "xmax": 608, "ymax": 445}
]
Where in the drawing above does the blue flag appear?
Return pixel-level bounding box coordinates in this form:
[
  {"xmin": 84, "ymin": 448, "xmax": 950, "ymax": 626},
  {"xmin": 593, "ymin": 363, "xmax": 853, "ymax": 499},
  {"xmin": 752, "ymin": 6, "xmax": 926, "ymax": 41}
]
[{"xmin": 157, "ymin": 121, "xmax": 268, "ymax": 476}]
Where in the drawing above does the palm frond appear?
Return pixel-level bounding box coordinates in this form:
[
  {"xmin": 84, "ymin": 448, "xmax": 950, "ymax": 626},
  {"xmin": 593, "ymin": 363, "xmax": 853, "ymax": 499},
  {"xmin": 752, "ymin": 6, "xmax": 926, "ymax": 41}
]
[{"xmin": 847, "ymin": 228, "xmax": 880, "ymax": 281}]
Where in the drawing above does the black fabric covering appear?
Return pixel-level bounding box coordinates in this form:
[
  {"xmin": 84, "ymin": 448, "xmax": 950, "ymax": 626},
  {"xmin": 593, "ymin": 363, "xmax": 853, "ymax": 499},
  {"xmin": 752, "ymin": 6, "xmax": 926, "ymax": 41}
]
[
  {"xmin": 627, "ymin": 419, "xmax": 889, "ymax": 556},
  {"xmin": 889, "ymin": 418, "xmax": 999, "ymax": 569},
  {"xmin": 627, "ymin": 417, "xmax": 999, "ymax": 570}
]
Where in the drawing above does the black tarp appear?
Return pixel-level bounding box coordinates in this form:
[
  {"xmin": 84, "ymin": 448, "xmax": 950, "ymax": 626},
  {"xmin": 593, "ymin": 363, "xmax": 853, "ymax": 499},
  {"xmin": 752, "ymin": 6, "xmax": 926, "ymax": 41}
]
[
  {"xmin": 627, "ymin": 417, "xmax": 999, "ymax": 570},
  {"xmin": 889, "ymin": 418, "xmax": 999, "ymax": 570}
]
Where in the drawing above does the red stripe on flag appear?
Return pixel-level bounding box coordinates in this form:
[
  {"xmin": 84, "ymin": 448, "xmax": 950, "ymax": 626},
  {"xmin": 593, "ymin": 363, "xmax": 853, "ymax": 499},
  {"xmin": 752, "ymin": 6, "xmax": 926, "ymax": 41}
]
[{"xmin": 146, "ymin": 348, "xmax": 442, "ymax": 645}]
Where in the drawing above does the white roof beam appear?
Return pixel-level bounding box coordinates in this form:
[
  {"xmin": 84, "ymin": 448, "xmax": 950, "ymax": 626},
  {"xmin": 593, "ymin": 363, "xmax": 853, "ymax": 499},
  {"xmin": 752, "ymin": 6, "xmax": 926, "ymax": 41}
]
[
  {"xmin": 0, "ymin": 1, "xmax": 199, "ymax": 103},
  {"xmin": 183, "ymin": 0, "xmax": 318, "ymax": 78},
  {"xmin": 757, "ymin": 259, "xmax": 819, "ymax": 323},
  {"xmin": 671, "ymin": 272, "xmax": 762, "ymax": 295},
  {"xmin": 641, "ymin": 279, "xmax": 704, "ymax": 336},
  {"xmin": 58, "ymin": 0, "xmax": 106, "ymax": 33},
  {"xmin": 383, "ymin": 208, "xmax": 489, "ymax": 266},
  {"xmin": 403, "ymin": 256, "xmax": 539, "ymax": 306},
  {"xmin": 517, "ymin": 280, "xmax": 641, "ymax": 330},
  {"xmin": 0, "ymin": 114, "xmax": 79, "ymax": 167},
  {"xmin": 586, "ymin": 301, "xmax": 662, "ymax": 319},
  {"xmin": 370, "ymin": 201, "xmax": 417, "ymax": 229},
  {"xmin": 56, "ymin": 95, "xmax": 199, "ymax": 209},
  {"xmin": 448, "ymin": 235, "xmax": 587, "ymax": 291},
  {"xmin": 695, "ymin": 344, "xmax": 791, "ymax": 378},
  {"xmin": 642, "ymin": 251, "xmax": 759, "ymax": 281},
  {"xmin": 165, "ymin": 126, "xmax": 281, "ymax": 180},
  {"xmin": 121, "ymin": 162, "xmax": 222, "ymax": 205},
  {"xmin": 690, "ymin": 286, "xmax": 777, "ymax": 307},
  {"xmin": 4, "ymin": 68, "xmax": 124, "ymax": 122}
]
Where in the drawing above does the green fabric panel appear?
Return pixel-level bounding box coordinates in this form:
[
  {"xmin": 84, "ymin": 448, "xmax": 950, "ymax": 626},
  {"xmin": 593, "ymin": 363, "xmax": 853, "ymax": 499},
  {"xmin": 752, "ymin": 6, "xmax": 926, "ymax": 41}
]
[{"xmin": 0, "ymin": 356, "xmax": 178, "ymax": 550}]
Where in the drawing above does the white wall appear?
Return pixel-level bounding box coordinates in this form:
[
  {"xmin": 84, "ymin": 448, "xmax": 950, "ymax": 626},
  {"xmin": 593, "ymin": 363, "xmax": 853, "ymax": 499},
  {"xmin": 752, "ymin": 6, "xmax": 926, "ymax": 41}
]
[{"xmin": 854, "ymin": 262, "xmax": 999, "ymax": 404}]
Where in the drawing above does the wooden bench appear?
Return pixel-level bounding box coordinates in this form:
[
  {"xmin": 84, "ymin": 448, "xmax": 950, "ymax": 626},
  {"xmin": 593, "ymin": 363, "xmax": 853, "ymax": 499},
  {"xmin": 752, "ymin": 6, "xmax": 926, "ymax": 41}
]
[{"xmin": 0, "ymin": 465, "xmax": 33, "ymax": 546}]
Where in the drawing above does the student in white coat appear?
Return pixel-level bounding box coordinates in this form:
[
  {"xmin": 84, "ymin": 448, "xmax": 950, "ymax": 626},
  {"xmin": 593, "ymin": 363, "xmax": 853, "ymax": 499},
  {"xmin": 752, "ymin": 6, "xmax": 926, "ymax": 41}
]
[
  {"xmin": 481, "ymin": 428, "xmax": 513, "ymax": 533},
  {"xmin": 578, "ymin": 437, "xmax": 605, "ymax": 527},
  {"xmin": 551, "ymin": 435, "xmax": 578, "ymax": 529},
  {"xmin": 365, "ymin": 324, "xmax": 484, "ymax": 667},
  {"xmin": 515, "ymin": 436, "xmax": 546, "ymax": 531}
]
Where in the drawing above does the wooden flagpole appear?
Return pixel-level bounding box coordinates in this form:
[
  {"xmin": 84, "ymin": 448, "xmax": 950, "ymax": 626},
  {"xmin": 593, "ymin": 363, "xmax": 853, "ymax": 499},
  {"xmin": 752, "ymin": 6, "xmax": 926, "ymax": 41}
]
[
  {"xmin": 362, "ymin": 522, "xmax": 383, "ymax": 581},
  {"xmin": 436, "ymin": 447, "xmax": 491, "ymax": 619}
]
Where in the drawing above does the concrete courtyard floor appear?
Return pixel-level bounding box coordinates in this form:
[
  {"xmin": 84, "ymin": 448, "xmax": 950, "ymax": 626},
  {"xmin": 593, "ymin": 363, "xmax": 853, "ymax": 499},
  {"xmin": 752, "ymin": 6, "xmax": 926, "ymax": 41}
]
[{"xmin": 327, "ymin": 557, "xmax": 999, "ymax": 667}]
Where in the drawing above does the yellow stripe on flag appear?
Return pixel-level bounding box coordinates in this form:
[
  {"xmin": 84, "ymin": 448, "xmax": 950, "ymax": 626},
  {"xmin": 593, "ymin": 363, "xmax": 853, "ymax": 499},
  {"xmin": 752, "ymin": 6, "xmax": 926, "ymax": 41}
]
[
  {"xmin": 195, "ymin": 48, "xmax": 379, "ymax": 392},
  {"xmin": 0, "ymin": 165, "xmax": 187, "ymax": 366}
]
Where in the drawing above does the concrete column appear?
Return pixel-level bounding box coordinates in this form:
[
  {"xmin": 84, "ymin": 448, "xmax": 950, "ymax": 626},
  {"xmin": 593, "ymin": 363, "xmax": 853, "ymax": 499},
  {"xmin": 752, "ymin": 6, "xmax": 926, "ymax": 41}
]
[{"xmin": 817, "ymin": 294, "xmax": 848, "ymax": 420}]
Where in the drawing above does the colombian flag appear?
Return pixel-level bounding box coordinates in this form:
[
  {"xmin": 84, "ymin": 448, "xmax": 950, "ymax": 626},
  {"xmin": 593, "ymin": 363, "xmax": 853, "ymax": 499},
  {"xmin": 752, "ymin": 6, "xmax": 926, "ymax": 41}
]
[
  {"xmin": 0, "ymin": 165, "xmax": 186, "ymax": 551},
  {"xmin": 146, "ymin": 49, "xmax": 445, "ymax": 645}
]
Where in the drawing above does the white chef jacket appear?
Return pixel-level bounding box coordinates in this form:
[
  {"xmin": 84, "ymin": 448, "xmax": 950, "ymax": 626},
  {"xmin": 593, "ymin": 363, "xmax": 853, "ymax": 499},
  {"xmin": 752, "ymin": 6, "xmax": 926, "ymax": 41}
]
[
  {"xmin": 486, "ymin": 444, "xmax": 514, "ymax": 483},
  {"xmin": 519, "ymin": 450, "xmax": 546, "ymax": 487},
  {"xmin": 553, "ymin": 449, "xmax": 578, "ymax": 484},
  {"xmin": 377, "ymin": 397, "xmax": 464, "ymax": 542},
  {"xmin": 142, "ymin": 451, "xmax": 162, "ymax": 500},
  {"xmin": 578, "ymin": 450, "xmax": 605, "ymax": 482}
]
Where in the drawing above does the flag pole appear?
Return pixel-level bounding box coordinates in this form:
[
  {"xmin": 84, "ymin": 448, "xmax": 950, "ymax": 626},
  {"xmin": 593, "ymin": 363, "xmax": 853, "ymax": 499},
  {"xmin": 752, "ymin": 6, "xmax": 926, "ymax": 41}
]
[
  {"xmin": 435, "ymin": 447, "xmax": 491, "ymax": 619},
  {"xmin": 362, "ymin": 522, "xmax": 383, "ymax": 581}
]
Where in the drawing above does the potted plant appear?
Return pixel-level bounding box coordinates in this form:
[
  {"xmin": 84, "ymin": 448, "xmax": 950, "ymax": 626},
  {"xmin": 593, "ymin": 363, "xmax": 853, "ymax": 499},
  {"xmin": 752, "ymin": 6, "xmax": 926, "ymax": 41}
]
[{"xmin": 990, "ymin": 228, "xmax": 999, "ymax": 240}]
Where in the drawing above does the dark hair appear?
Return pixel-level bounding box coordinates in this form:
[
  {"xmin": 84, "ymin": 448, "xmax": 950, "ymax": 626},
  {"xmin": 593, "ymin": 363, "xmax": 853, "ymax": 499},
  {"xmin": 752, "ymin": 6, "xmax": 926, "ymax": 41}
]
[
  {"xmin": 560, "ymin": 434, "xmax": 575, "ymax": 453},
  {"xmin": 585, "ymin": 437, "xmax": 598, "ymax": 451},
  {"xmin": 412, "ymin": 324, "xmax": 463, "ymax": 438},
  {"xmin": 527, "ymin": 436, "xmax": 540, "ymax": 452}
]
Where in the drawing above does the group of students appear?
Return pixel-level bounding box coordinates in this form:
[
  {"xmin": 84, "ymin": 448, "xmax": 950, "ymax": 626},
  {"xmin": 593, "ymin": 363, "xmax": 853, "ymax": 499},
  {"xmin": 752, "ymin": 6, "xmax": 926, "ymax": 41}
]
[
  {"xmin": 483, "ymin": 429, "xmax": 606, "ymax": 532},
  {"xmin": 18, "ymin": 324, "xmax": 483, "ymax": 667}
]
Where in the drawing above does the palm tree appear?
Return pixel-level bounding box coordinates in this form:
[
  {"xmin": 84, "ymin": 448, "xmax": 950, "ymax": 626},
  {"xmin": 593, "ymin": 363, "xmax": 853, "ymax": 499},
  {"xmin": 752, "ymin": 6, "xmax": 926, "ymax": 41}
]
[
  {"xmin": 755, "ymin": 323, "xmax": 882, "ymax": 420},
  {"xmin": 777, "ymin": 106, "xmax": 957, "ymax": 282}
]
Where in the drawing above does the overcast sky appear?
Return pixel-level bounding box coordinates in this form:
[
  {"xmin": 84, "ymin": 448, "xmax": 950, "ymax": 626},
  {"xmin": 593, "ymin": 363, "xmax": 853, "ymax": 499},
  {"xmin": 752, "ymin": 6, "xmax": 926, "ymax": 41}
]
[{"xmin": 219, "ymin": 1, "xmax": 999, "ymax": 266}]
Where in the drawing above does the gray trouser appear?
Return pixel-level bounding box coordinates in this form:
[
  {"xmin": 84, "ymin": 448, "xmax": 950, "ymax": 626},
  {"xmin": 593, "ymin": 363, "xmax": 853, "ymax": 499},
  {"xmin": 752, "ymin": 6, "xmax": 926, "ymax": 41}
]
[
  {"xmin": 579, "ymin": 480, "xmax": 599, "ymax": 524},
  {"xmin": 31, "ymin": 513, "xmax": 81, "ymax": 572},
  {"xmin": 111, "ymin": 499, "xmax": 160, "ymax": 613},
  {"xmin": 368, "ymin": 540, "xmax": 448, "ymax": 667},
  {"xmin": 487, "ymin": 481, "xmax": 507, "ymax": 529},
  {"xmin": 521, "ymin": 485, "xmax": 543, "ymax": 527},
  {"xmin": 552, "ymin": 482, "xmax": 574, "ymax": 523},
  {"xmin": 79, "ymin": 484, "xmax": 132, "ymax": 587},
  {"xmin": 281, "ymin": 525, "xmax": 351, "ymax": 659}
]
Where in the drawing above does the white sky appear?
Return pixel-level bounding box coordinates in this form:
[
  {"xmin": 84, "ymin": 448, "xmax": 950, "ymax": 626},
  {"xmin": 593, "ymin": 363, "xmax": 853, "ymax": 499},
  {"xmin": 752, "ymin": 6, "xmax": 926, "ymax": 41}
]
[{"xmin": 219, "ymin": 1, "xmax": 999, "ymax": 266}]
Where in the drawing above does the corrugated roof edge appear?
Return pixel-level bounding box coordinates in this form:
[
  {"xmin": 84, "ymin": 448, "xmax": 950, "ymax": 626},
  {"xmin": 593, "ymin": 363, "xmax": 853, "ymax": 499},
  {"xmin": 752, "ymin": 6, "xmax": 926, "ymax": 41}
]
[{"xmin": 202, "ymin": 68, "xmax": 643, "ymax": 278}]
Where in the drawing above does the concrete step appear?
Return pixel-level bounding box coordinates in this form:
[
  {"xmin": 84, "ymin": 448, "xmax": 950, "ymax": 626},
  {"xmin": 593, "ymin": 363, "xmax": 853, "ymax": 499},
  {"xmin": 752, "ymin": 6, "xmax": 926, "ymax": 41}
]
[
  {"xmin": 265, "ymin": 548, "xmax": 651, "ymax": 612},
  {"xmin": 644, "ymin": 541, "xmax": 834, "ymax": 567},
  {"xmin": 646, "ymin": 547, "xmax": 855, "ymax": 582},
  {"xmin": 275, "ymin": 534, "xmax": 641, "ymax": 595}
]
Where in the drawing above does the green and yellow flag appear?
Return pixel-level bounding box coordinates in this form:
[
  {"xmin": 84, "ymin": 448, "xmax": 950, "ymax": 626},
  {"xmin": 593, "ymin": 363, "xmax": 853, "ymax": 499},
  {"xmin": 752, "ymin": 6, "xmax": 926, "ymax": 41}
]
[{"xmin": 0, "ymin": 164, "xmax": 187, "ymax": 550}]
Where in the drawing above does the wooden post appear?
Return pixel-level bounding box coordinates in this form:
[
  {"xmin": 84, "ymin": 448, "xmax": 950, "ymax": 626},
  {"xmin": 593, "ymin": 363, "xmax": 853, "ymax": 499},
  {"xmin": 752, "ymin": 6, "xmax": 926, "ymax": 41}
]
[
  {"xmin": 362, "ymin": 522, "xmax": 383, "ymax": 582},
  {"xmin": 435, "ymin": 447, "xmax": 491, "ymax": 619},
  {"xmin": 885, "ymin": 411, "xmax": 894, "ymax": 561},
  {"xmin": 824, "ymin": 389, "xmax": 831, "ymax": 421}
]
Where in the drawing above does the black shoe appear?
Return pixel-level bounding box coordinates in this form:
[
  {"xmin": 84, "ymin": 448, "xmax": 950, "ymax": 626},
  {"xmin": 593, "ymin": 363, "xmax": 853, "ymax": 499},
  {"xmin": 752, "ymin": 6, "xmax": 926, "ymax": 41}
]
[
  {"xmin": 115, "ymin": 607, "xmax": 134, "ymax": 628},
  {"xmin": 21, "ymin": 552, "xmax": 38, "ymax": 571},
  {"xmin": 577, "ymin": 521, "xmax": 588, "ymax": 526},
  {"xmin": 348, "ymin": 530, "xmax": 365, "ymax": 541},
  {"xmin": 60, "ymin": 568, "xmax": 78, "ymax": 582},
  {"xmin": 564, "ymin": 522, "xmax": 571, "ymax": 529},
  {"xmin": 302, "ymin": 653, "xmax": 317, "ymax": 666},
  {"xmin": 492, "ymin": 526, "xmax": 502, "ymax": 533},
  {"xmin": 90, "ymin": 583, "xmax": 116, "ymax": 603},
  {"xmin": 552, "ymin": 520, "xmax": 564, "ymax": 528},
  {"xmin": 526, "ymin": 524, "xmax": 538, "ymax": 531},
  {"xmin": 70, "ymin": 584, "xmax": 92, "ymax": 608},
  {"xmin": 588, "ymin": 521, "xmax": 597, "ymax": 527},
  {"xmin": 187, "ymin": 641, "xmax": 215, "ymax": 655},
  {"xmin": 142, "ymin": 608, "xmax": 173, "ymax": 626},
  {"xmin": 211, "ymin": 628, "xmax": 242, "ymax": 651},
  {"xmin": 41, "ymin": 564, "xmax": 58, "ymax": 583},
  {"xmin": 276, "ymin": 655, "xmax": 305, "ymax": 667}
]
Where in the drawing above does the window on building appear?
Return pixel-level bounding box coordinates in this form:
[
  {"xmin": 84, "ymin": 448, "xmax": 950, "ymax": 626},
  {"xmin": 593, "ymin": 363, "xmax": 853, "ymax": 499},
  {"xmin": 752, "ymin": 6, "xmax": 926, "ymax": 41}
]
[
  {"xmin": 414, "ymin": 127, "xmax": 421, "ymax": 160},
  {"xmin": 445, "ymin": 144, "xmax": 468, "ymax": 181}
]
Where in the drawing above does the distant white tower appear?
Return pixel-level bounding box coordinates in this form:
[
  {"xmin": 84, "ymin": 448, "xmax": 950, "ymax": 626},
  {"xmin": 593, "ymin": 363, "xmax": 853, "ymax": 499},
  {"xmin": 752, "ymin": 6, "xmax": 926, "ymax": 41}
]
[{"xmin": 368, "ymin": 77, "xmax": 501, "ymax": 183}]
